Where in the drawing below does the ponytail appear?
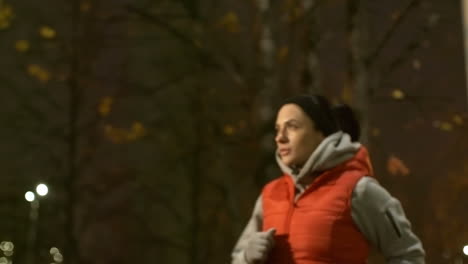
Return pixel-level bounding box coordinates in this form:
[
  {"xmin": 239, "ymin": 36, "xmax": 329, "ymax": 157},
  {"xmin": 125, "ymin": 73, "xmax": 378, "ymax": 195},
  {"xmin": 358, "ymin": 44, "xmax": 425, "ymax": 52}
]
[{"xmin": 332, "ymin": 104, "xmax": 360, "ymax": 142}]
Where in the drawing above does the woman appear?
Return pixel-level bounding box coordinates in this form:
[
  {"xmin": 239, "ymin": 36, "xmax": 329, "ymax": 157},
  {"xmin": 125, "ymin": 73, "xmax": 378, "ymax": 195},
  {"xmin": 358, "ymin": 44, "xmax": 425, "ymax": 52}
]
[{"xmin": 231, "ymin": 95, "xmax": 425, "ymax": 264}]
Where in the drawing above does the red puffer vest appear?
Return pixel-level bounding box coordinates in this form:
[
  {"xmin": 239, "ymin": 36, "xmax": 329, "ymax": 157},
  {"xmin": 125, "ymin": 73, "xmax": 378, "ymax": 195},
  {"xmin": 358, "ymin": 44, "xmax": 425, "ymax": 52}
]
[{"xmin": 262, "ymin": 147, "xmax": 372, "ymax": 264}]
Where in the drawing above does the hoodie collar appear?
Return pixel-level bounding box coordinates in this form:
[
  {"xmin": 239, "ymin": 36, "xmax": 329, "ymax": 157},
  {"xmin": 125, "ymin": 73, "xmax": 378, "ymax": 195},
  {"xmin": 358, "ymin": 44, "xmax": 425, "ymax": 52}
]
[{"xmin": 276, "ymin": 131, "xmax": 361, "ymax": 185}]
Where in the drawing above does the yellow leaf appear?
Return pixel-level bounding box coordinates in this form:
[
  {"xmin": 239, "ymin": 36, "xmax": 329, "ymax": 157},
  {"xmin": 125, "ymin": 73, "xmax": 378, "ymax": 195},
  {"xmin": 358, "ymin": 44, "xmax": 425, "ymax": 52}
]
[
  {"xmin": 0, "ymin": 20, "xmax": 9, "ymax": 29},
  {"xmin": 412, "ymin": 59, "xmax": 421, "ymax": 70},
  {"xmin": 217, "ymin": 12, "xmax": 240, "ymax": 33},
  {"xmin": 391, "ymin": 89, "xmax": 405, "ymax": 100},
  {"xmin": 453, "ymin": 115, "xmax": 464, "ymax": 126},
  {"xmin": 390, "ymin": 11, "xmax": 401, "ymax": 21},
  {"xmin": 238, "ymin": 119, "xmax": 246, "ymax": 129},
  {"xmin": 0, "ymin": 3, "xmax": 13, "ymax": 30},
  {"xmin": 341, "ymin": 84, "xmax": 352, "ymax": 104},
  {"xmin": 104, "ymin": 124, "xmax": 125, "ymax": 144},
  {"xmin": 15, "ymin": 40, "xmax": 29, "ymax": 52},
  {"xmin": 371, "ymin": 128, "xmax": 380, "ymax": 137},
  {"xmin": 39, "ymin": 26, "xmax": 56, "ymax": 39},
  {"xmin": 440, "ymin": 122, "xmax": 453, "ymax": 131},
  {"xmin": 36, "ymin": 69, "xmax": 51, "ymax": 83},
  {"xmin": 27, "ymin": 64, "xmax": 41, "ymax": 76},
  {"xmin": 223, "ymin": 124, "xmax": 235, "ymax": 136},
  {"xmin": 387, "ymin": 155, "xmax": 410, "ymax": 176},
  {"xmin": 0, "ymin": 2, "xmax": 12, "ymax": 16},
  {"xmin": 98, "ymin": 96, "xmax": 113, "ymax": 117},
  {"xmin": 277, "ymin": 46, "xmax": 289, "ymax": 62},
  {"xmin": 287, "ymin": 7, "xmax": 303, "ymax": 22},
  {"xmin": 193, "ymin": 39, "xmax": 203, "ymax": 48},
  {"xmin": 26, "ymin": 64, "xmax": 51, "ymax": 83},
  {"xmin": 80, "ymin": 1, "xmax": 91, "ymax": 13},
  {"xmin": 130, "ymin": 121, "xmax": 146, "ymax": 139},
  {"xmin": 104, "ymin": 124, "xmax": 113, "ymax": 135}
]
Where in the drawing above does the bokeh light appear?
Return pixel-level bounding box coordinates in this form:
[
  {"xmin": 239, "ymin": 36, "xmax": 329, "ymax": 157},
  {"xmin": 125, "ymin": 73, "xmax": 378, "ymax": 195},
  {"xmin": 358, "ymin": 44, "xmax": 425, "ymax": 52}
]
[
  {"xmin": 24, "ymin": 191, "xmax": 35, "ymax": 202},
  {"xmin": 36, "ymin": 183, "xmax": 48, "ymax": 196}
]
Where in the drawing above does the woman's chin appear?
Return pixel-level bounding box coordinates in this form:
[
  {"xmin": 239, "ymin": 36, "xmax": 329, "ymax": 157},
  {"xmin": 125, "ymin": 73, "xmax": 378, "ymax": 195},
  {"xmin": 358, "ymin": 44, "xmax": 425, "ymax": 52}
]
[{"xmin": 281, "ymin": 158, "xmax": 295, "ymax": 167}]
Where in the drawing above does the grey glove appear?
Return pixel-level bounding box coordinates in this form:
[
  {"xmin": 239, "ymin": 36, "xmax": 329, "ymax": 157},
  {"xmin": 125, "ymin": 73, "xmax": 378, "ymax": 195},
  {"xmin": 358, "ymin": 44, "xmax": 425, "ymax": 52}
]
[{"xmin": 244, "ymin": 228, "xmax": 276, "ymax": 264}]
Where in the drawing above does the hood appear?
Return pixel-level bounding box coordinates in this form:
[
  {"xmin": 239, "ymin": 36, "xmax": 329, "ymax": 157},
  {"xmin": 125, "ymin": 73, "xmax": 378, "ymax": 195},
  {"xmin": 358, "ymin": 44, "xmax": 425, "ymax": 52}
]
[{"xmin": 276, "ymin": 131, "xmax": 365, "ymax": 185}]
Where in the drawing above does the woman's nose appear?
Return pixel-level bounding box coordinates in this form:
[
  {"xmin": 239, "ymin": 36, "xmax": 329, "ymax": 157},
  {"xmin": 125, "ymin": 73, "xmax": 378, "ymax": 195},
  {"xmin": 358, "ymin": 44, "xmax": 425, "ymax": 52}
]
[{"xmin": 275, "ymin": 130, "xmax": 287, "ymax": 143}]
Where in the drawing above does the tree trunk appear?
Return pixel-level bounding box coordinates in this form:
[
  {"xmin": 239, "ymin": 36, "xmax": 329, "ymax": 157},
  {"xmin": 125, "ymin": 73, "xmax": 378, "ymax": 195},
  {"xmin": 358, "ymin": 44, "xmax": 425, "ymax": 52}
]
[{"xmin": 346, "ymin": 0, "xmax": 370, "ymax": 144}]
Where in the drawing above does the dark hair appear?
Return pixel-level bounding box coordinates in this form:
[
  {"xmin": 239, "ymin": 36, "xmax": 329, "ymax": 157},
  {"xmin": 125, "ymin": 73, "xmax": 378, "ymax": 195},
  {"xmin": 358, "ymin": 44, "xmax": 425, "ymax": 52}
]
[
  {"xmin": 331, "ymin": 104, "xmax": 360, "ymax": 141},
  {"xmin": 281, "ymin": 94, "xmax": 360, "ymax": 141}
]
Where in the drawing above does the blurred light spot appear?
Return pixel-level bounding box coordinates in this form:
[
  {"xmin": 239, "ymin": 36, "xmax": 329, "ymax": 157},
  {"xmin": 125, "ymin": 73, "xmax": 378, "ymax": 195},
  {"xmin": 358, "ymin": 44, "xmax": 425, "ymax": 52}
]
[
  {"xmin": 303, "ymin": 0, "xmax": 314, "ymax": 9},
  {"xmin": 260, "ymin": 28, "xmax": 274, "ymax": 56},
  {"xmin": 25, "ymin": 191, "xmax": 35, "ymax": 202},
  {"xmin": 0, "ymin": 257, "xmax": 7, "ymax": 264},
  {"xmin": 428, "ymin": 13, "xmax": 440, "ymax": 26},
  {"xmin": 36, "ymin": 183, "xmax": 48, "ymax": 196},
  {"xmin": 257, "ymin": 0, "xmax": 269, "ymax": 11},
  {"xmin": 53, "ymin": 252, "xmax": 63, "ymax": 262},
  {"xmin": 412, "ymin": 59, "xmax": 421, "ymax": 70},
  {"xmin": 0, "ymin": 241, "xmax": 13, "ymax": 252},
  {"xmin": 259, "ymin": 105, "xmax": 274, "ymax": 122},
  {"xmin": 50, "ymin": 247, "xmax": 59, "ymax": 255},
  {"xmin": 463, "ymin": 245, "xmax": 468, "ymax": 256}
]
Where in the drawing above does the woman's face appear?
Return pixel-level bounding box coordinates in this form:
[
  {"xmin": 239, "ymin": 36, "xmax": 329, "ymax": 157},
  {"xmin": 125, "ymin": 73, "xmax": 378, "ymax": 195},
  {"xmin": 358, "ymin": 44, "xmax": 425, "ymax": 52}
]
[{"xmin": 275, "ymin": 104, "xmax": 324, "ymax": 167}]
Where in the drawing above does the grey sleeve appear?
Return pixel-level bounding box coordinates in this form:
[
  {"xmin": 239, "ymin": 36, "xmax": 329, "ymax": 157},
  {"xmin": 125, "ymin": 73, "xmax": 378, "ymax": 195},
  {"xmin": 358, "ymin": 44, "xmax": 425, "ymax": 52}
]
[
  {"xmin": 351, "ymin": 177, "xmax": 426, "ymax": 264},
  {"xmin": 231, "ymin": 195, "xmax": 263, "ymax": 264}
]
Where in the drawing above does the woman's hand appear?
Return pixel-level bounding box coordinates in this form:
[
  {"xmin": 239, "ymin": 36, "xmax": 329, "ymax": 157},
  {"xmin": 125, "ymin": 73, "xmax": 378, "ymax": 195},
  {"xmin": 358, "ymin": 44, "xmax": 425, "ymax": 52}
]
[{"xmin": 244, "ymin": 228, "xmax": 276, "ymax": 264}]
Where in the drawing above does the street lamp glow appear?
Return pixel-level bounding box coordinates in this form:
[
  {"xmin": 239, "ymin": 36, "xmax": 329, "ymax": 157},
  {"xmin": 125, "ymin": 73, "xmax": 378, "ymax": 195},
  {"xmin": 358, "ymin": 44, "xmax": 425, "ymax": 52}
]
[
  {"xmin": 463, "ymin": 245, "xmax": 468, "ymax": 256},
  {"xmin": 25, "ymin": 191, "xmax": 35, "ymax": 202},
  {"xmin": 36, "ymin": 183, "xmax": 48, "ymax": 196}
]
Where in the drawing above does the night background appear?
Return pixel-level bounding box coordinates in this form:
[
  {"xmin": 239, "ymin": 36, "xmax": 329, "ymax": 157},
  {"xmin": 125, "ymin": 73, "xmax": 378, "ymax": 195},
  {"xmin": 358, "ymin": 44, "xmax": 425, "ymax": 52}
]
[{"xmin": 0, "ymin": 0, "xmax": 467, "ymax": 263}]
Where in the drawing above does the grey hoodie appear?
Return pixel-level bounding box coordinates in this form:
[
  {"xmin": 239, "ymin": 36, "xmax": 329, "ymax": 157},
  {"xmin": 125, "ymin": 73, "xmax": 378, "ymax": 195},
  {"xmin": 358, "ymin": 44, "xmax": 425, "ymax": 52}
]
[{"xmin": 231, "ymin": 132, "xmax": 425, "ymax": 264}]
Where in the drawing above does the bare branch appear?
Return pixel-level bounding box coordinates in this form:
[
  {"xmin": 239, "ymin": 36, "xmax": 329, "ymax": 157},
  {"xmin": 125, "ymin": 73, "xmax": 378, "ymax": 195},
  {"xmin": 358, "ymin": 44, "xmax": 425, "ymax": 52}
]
[
  {"xmin": 138, "ymin": 183, "xmax": 188, "ymax": 227},
  {"xmin": 126, "ymin": 5, "xmax": 200, "ymax": 51},
  {"xmin": 383, "ymin": 12, "xmax": 439, "ymax": 76},
  {"xmin": 367, "ymin": 0, "xmax": 421, "ymax": 66},
  {"xmin": 135, "ymin": 210, "xmax": 189, "ymax": 251},
  {"xmin": 146, "ymin": 235, "xmax": 188, "ymax": 251},
  {"xmin": 126, "ymin": 5, "xmax": 246, "ymax": 86}
]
